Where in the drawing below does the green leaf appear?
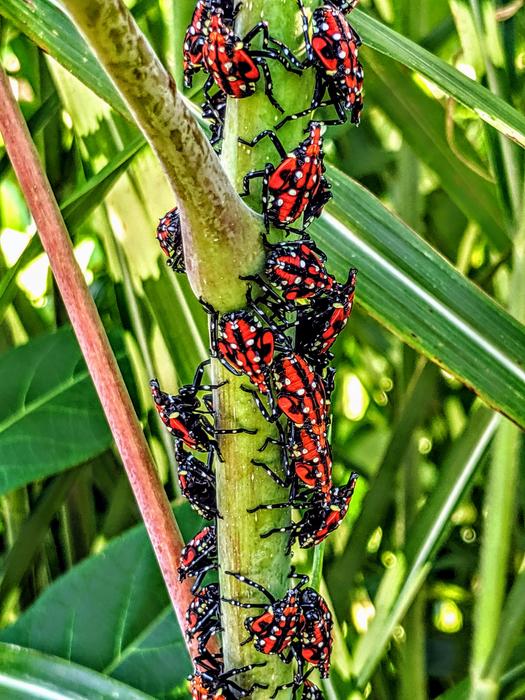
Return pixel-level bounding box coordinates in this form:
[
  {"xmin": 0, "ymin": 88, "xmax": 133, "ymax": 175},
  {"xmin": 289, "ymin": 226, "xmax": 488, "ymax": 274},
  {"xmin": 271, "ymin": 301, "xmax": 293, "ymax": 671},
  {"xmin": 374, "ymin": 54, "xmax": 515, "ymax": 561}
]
[
  {"xmin": 0, "ymin": 643, "xmax": 154, "ymax": 699},
  {"xmin": 352, "ymin": 8, "xmax": 525, "ymax": 148},
  {"xmin": 363, "ymin": 50, "xmax": 510, "ymax": 252},
  {"xmin": 0, "ymin": 327, "xmax": 132, "ymax": 494},
  {"xmin": 314, "ymin": 167, "xmax": 525, "ymax": 429},
  {"xmin": 0, "ymin": 503, "xmax": 199, "ymax": 697}
]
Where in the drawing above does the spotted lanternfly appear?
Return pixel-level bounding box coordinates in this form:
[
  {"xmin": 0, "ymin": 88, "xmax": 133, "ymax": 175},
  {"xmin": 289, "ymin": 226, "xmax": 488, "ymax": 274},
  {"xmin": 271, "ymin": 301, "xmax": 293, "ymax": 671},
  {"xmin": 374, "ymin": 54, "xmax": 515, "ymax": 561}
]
[
  {"xmin": 183, "ymin": 0, "xmax": 235, "ymax": 88},
  {"xmin": 175, "ymin": 444, "xmax": 219, "ymax": 521},
  {"xmin": 201, "ymin": 301, "xmax": 276, "ymax": 395},
  {"xmin": 273, "ymin": 353, "xmax": 328, "ymax": 434},
  {"xmin": 256, "ymin": 472, "xmax": 359, "ymax": 553},
  {"xmin": 189, "ymin": 650, "xmax": 267, "ymax": 699},
  {"xmin": 179, "ymin": 525, "xmax": 217, "ymax": 593},
  {"xmin": 241, "ymin": 121, "xmax": 332, "ymax": 231},
  {"xmin": 186, "ymin": 583, "xmax": 221, "ymax": 654},
  {"xmin": 150, "ymin": 361, "xmax": 256, "ymax": 460},
  {"xmin": 276, "ymin": 0, "xmax": 363, "ymax": 130},
  {"xmin": 295, "ymin": 268, "xmax": 358, "ymax": 368},
  {"xmin": 294, "ymin": 587, "xmax": 333, "ymax": 681},
  {"xmin": 223, "ymin": 571, "xmax": 308, "ymax": 657},
  {"xmin": 252, "ymin": 423, "xmax": 333, "ymax": 501},
  {"xmin": 201, "ymin": 7, "xmax": 301, "ymax": 113},
  {"xmin": 156, "ymin": 207, "xmax": 185, "ymax": 273},
  {"xmin": 243, "ymin": 239, "xmax": 335, "ymax": 312}
]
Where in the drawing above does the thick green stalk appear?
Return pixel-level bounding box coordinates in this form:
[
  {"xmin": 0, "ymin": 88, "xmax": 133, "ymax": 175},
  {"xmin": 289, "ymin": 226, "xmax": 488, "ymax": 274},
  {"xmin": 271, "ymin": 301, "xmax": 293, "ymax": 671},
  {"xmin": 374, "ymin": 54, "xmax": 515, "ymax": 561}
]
[{"xmin": 216, "ymin": 2, "xmax": 315, "ymax": 695}]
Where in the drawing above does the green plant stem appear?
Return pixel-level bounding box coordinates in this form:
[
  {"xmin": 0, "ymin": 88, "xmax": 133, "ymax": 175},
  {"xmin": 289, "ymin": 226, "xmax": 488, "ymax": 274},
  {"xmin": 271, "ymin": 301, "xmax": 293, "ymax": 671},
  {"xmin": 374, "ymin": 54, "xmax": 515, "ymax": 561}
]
[
  {"xmin": 59, "ymin": 0, "xmax": 262, "ymax": 310},
  {"xmin": 470, "ymin": 182, "xmax": 525, "ymax": 699},
  {"xmin": 215, "ymin": 2, "xmax": 315, "ymax": 695}
]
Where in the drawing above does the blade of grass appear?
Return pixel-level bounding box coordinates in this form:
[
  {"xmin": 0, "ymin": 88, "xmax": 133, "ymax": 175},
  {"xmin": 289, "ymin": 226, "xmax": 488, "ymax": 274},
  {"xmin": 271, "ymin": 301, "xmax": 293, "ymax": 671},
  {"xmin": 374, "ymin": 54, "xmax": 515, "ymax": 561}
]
[
  {"xmin": 353, "ymin": 407, "xmax": 500, "ymax": 688},
  {"xmin": 363, "ymin": 50, "xmax": 510, "ymax": 252},
  {"xmin": 0, "ymin": 469, "xmax": 80, "ymax": 606},
  {"xmin": 469, "ymin": 185, "xmax": 525, "ymax": 699}
]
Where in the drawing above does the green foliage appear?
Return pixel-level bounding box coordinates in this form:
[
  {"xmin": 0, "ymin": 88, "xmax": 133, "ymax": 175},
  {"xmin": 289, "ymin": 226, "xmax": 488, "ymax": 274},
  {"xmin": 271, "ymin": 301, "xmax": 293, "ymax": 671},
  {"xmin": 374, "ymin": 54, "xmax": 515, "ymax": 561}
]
[
  {"xmin": 0, "ymin": 0, "xmax": 524, "ymax": 698},
  {"xmin": 0, "ymin": 328, "xmax": 132, "ymax": 493}
]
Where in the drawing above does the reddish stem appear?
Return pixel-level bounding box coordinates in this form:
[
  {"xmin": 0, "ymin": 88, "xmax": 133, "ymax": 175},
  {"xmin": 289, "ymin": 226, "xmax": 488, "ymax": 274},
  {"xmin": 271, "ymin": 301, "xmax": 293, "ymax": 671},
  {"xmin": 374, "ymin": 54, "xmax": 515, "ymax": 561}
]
[{"xmin": 0, "ymin": 66, "xmax": 197, "ymax": 653}]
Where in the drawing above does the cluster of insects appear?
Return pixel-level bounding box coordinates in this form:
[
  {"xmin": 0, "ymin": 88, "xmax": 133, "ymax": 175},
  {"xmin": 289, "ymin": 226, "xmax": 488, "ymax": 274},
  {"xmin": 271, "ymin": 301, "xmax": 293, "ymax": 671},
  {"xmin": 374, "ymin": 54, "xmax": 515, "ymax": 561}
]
[{"xmin": 152, "ymin": 0, "xmax": 363, "ymax": 696}]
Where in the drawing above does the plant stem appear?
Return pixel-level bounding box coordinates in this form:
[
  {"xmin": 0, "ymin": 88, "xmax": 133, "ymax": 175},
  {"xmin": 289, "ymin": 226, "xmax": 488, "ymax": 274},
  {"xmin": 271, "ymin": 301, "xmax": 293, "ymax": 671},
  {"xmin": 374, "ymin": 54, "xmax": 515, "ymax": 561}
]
[
  {"xmin": 0, "ymin": 65, "xmax": 196, "ymax": 653},
  {"xmin": 215, "ymin": 2, "xmax": 315, "ymax": 695}
]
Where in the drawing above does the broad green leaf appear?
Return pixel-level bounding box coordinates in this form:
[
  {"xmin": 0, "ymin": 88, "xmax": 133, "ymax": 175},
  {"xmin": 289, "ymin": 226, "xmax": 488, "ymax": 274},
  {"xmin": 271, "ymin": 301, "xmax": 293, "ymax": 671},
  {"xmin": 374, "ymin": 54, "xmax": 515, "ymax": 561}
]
[
  {"xmin": 314, "ymin": 167, "xmax": 525, "ymax": 429},
  {"xmin": 363, "ymin": 50, "xmax": 510, "ymax": 252},
  {"xmin": 2, "ymin": 0, "xmax": 525, "ymax": 149},
  {"xmin": 0, "ymin": 327, "xmax": 132, "ymax": 494},
  {"xmin": 0, "ymin": 503, "xmax": 199, "ymax": 698},
  {"xmin": 0, "ymin": 643, "xmax": 154, "ymax": 699},
  {"xmin": 352, "ymin": 407, "xmax": 499, "ymax": 687},
  {"xmin": 352, "ymin": 8, "xmax": 525, "ymax": 147}
]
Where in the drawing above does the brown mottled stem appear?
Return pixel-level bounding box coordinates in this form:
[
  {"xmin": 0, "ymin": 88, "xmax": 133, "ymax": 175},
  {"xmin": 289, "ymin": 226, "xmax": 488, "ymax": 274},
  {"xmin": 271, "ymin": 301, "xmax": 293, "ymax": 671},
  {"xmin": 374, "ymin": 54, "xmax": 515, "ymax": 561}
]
[
  {"xmin": 59, "ymin": 0, "xmax": 263, "ymax": 311},
  {"xmin": 0, "ymin": 65, "xmax": 197, "ymax": 654}
]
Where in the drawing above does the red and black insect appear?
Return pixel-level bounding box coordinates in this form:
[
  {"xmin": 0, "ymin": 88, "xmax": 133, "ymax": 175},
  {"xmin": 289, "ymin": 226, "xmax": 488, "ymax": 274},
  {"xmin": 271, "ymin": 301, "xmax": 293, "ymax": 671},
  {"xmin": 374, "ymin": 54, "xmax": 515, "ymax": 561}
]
[
  {"xmin": 201, "ymin": 7, "xmax": 301, "ymax": 113},
  {"xmin": 276, "ymin": 0, "xmax": 363, "ymax": 130},
  {"xmin": 293, "ymin": 587, "xmax": 333, "ymax": 681},
  {"xmin": 241, "ymin": 121, "xmax": 332, "ymax": 231},
  {"xmin": 253, "ymin": 423, "xmax": 333, "ymax": 501},
  {"xmin": 183, "ymin": 0, "xmax": 235, "ymax": 88},
  {"xmin": 189, "ymin": 650, "xmax": 267, "ymax": 699},
  {"xmin": 186, "ymin": 583, "xmax": 221, "ymax": 654},
  {"xmin": 295, "ymin": 268, "xmax": 358, "ymax": 369},
  {"xmin": 252, "ymin": 472, "xmax": 359, "ymax": 553},
  {"xmin": 179, "ymin": 525, "xmax": 218, "ymax": 593},
  {"xmin": 242, "ymin": 239, "xmax": 335, "ymax": 312},
  {"xmin": 175, "ymin": 444, "xmax": 219, "ymax": 520},
  {"xmin": 222, "ymin": 571, "xmax": 307, "ymax": 657},
  {"xmin": 150, "ymin": 360, "xmax": 256, "ymax": 460},
  {"xmin": 156, "ymin": 206, "xmax": 185, "ymax": 273},
  {"xmin": 201, "ymin": 300, "xmax": 275, "ymax": 396},
  {"xmin": 273, "ymin": 353, "xmax": 328, "ymax": 434}
]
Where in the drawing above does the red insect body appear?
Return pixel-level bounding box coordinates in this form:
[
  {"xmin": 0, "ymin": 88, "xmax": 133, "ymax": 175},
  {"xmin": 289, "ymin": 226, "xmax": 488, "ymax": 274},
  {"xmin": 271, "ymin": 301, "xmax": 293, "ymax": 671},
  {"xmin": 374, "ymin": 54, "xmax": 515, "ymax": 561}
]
[
  {"xmin": 183, "ymin": 0, "xmax": 209, "ymax": 88},
  {"xmin": 216, "ymin": 311, "xmax": 275, "ymax": 394},
  {"xmin": 265, "ymin": 240, "xmax": 334, "ymax": 302},
  {"xmin": 295, "ymin": 588, "xmax": 333, "ymax": 679},
  {"xmin": 179, "ymin": 525, "xmax": 217, "ymax": 592},
  {"xmin": 203, "ymin": 14, "xmax": 261, "ymax": 99},
  {"xmin": 273, "ymin": 353, "xmax": 327, "ymax": 434},
  {"xmin": 269, "ymin": 123, "xmax": 326, "ymax": 227},
  {"xmin": 296, "ymin": 268, "xmax": 357, "ymax": 365}
]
